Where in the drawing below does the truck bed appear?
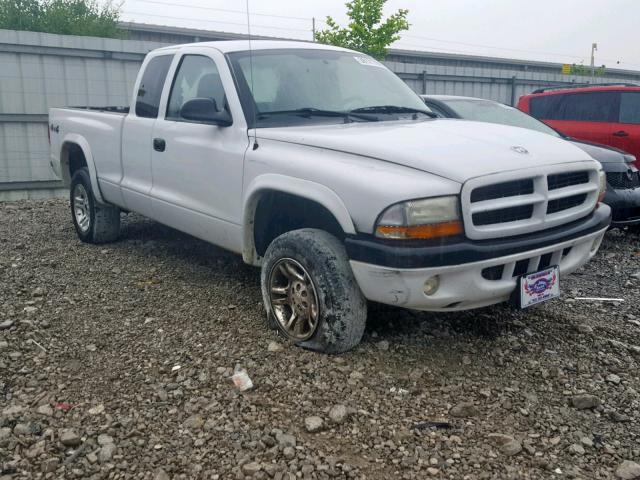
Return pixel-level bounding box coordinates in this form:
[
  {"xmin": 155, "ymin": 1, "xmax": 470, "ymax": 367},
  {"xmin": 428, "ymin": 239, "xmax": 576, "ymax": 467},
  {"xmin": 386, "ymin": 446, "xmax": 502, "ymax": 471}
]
[{"xmin": 49, "ymin": 107, "xmax": 126, "ymax": 200}]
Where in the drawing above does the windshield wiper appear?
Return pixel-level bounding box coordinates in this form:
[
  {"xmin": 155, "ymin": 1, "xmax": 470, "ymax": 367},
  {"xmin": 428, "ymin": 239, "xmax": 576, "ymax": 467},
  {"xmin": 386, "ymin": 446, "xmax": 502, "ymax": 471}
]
[
  {"xmin": 257, "ymin": 108, "xmax": 377, "ymax": 122},
  {"xmin": 350, "ymin": 105, "xmax": 436, "ymax": 118}
]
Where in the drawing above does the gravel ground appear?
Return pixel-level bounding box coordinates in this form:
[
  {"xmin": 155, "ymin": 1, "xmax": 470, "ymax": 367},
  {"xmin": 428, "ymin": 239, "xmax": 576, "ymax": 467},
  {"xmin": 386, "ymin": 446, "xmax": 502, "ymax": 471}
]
[{"xmin": 1, "ymin": 199, "xmax": 640, "ymax": 480}]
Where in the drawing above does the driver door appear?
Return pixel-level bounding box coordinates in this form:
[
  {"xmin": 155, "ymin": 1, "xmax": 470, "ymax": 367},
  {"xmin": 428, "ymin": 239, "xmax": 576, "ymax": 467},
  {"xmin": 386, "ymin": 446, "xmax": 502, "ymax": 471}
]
[{"xmin": 150, "ymin": 48, "xmax": 249, "ymax": 252}]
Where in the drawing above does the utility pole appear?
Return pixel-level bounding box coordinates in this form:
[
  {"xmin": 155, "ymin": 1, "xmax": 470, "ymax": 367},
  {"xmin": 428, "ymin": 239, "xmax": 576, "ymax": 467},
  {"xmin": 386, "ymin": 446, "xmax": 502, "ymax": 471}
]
[
  {"xmin": 312, "ymin": 17, "xmax": 316, "ymax": 42},
  {"xmin": 590, "ymin": 43, "xmax": 598, "ymax": 82}
]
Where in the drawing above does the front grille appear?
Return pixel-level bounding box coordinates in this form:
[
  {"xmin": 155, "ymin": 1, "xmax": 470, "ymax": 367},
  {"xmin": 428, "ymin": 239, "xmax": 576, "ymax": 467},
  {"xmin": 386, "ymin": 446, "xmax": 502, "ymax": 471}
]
[
  {"xmin": 547, "ymin": 194, "xmax": 587, "ymax": 214},
  {"xmin": 513, "ymin": 259, "xmax": 530, "ymax": 277},
  {"xmin": 538, "ymin": 252, "xmax": 553, "ymax": 270},
  {"xmin": 481, "ymin": 265, "xmax": 504, "ymax": 280},
  {"xmin": 607, "ymin": 171, "xmax": 640, "ymax": 190},
  {"xmin": 481, "ymin": 247, "xmax": 569, "ymax": 282},
  {"xmin": 471, "ymin": 179, "xmax": 534, "ymax": 202},
  {"xmin": 462, "ymin": 165, "xmax": 599, "ymax": 240},
  {"xmin": 473, "ymin": 205, "xmax": 533, "ymax": 225},
  {"xmin": 548, "ymin": 171, "xmax": 590, "ymax": 190}
]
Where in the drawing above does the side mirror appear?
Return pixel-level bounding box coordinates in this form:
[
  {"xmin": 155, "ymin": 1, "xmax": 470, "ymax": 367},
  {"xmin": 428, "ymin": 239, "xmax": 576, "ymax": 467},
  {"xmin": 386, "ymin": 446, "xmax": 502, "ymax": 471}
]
[{"xmin": 180, "ymin": 98, "xmax": 232, "ymax": 126}]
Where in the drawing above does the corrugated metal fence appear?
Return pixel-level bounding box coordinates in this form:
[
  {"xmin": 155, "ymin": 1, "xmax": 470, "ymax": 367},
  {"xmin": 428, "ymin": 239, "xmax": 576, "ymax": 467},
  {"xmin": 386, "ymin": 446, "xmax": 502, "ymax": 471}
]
[
  {"xmin": 0, "ymin": 29, "xmax": 164, "ymax": 199},
  {"xmin": 2, "ymin": 26, "xmax": 640, "ymax": 199}
]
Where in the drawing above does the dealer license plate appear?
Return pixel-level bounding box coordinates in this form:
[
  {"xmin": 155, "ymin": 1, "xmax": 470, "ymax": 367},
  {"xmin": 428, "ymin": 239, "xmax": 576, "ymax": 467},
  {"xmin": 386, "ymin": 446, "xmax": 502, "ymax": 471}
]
[{"xmin": 518, "ymin": 265, "xmax": 560, "ymax": 308}]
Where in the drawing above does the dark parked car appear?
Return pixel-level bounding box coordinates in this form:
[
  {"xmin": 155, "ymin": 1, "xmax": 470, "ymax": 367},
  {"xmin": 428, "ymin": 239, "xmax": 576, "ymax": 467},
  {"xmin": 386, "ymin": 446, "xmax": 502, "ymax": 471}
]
[{"xmin": 422, "ymin": 95, "xmax": 640, "ymax": 229}]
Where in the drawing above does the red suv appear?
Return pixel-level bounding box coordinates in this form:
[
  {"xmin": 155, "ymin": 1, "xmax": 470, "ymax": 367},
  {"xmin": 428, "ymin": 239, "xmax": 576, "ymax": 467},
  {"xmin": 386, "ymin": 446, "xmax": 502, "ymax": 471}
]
[{"xmin": 518, "ymin": 84, "xmax": 640, "ymax": 168}]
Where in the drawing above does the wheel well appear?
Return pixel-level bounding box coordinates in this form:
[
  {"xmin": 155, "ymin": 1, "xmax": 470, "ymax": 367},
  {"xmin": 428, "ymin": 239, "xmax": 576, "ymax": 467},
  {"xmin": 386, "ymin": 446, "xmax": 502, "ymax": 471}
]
[
  {"xmin": 60, "ymin": 142, "xmax": 87, "ymax": 185},
  {"xmin": 253, "ymin": 191, "xmax": 346, "ymax": 257}
]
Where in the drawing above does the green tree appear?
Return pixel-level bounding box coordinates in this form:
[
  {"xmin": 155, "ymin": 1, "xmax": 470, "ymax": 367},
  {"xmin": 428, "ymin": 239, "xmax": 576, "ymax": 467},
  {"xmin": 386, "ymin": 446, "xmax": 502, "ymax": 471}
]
[
  {"xmin": 0, "ymin": 0, "xmax": 124, "ymax": 38},
  {"xmin": 315, "ymin": 0, "xmax": 409, "ymax": 59}
]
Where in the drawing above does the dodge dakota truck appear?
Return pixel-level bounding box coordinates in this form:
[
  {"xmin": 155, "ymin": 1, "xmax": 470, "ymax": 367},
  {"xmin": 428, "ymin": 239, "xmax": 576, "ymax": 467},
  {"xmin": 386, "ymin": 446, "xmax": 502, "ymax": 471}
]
[{"xmin": 49, "ymin": 41, "xmax": 611, "ymax": 353}]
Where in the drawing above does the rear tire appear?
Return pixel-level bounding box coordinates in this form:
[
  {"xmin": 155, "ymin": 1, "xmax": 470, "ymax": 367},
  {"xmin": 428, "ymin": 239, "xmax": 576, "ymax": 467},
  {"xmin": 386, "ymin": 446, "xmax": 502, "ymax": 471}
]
[
  {"xmin": 261, "ymin": 229, "xmax": 367, "ymax": 353},
  {"xmin": 70, "ymin": 168, "xmax": 120, "ymax": 244}
]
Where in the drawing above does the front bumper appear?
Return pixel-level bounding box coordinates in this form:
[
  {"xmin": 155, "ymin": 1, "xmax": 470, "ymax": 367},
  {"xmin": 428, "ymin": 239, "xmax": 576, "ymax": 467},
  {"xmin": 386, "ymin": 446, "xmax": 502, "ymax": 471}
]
[
  {"xmin": 603, "ymin": 187, "xmax": 640, "ymax": 226},
  {"xmin": 347, "ymin": 205, "xmax": 610, "ymax": 311}
]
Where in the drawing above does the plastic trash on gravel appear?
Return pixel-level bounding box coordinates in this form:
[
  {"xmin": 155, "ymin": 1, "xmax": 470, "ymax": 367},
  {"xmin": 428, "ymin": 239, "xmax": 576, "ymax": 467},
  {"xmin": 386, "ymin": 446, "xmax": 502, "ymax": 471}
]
[{"xmin": 231, "ymin": 367, "xmax": 254, "ymax": 391}]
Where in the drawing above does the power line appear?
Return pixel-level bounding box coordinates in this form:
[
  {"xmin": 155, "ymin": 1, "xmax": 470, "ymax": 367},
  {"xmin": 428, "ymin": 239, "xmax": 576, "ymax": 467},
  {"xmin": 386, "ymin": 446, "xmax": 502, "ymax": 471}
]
[
  {"xmin": 125, "ymin": 0, "xmax": 313, "ymax": 22},
  {"xmin": 401, "ymin": 33, "xmax": 585, "ymax": 61},
  {"xmin": 121, "ymin": 10, "xmax": 313, "ymax": 34}
]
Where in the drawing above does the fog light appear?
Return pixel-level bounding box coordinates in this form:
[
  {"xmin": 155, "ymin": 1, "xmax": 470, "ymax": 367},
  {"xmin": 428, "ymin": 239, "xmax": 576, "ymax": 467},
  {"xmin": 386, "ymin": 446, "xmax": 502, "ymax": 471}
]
[{"xmin": 423, "ymin": 276, "xmax": 440, "ymax": 296}]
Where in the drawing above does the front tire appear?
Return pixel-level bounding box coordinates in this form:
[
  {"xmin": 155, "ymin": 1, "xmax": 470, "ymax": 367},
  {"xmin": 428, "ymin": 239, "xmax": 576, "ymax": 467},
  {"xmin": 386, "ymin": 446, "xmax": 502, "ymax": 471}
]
[
  {"xmin": 261, "ymin": 229, "xmax": 367, "ymax": 353},
  {"xmin": 70, "ymin": 168, "xmax": 120, "ymax": 243}
]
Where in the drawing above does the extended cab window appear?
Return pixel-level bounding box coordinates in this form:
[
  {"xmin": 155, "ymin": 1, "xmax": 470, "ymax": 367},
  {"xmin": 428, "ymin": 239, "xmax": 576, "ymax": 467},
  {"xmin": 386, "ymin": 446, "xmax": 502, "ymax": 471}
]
[
  {"xmin": 166, "ymin": 55, "xmax": 227, "ymax": 120},
  {"xmin": 135, "ymin": 55, "xmax": 173, "ymax": 118},
  {"xmin": 620, "ymin": 92, "xmax": 640, "ymax": 124}
]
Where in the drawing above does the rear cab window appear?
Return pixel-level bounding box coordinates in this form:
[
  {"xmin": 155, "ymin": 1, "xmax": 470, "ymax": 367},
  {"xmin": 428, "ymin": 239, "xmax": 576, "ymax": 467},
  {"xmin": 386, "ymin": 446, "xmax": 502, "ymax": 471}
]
[{"xmin": 135, "ymin": 55, "xmax": 173, "ymax": 118}]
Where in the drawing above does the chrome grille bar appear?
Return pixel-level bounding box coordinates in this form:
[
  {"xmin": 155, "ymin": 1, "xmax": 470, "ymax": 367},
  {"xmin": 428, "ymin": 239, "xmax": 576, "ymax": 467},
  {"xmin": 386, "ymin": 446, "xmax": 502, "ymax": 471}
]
[{"xmin": 461, "ymin": 162, "xmax": 600, "ymax": 240}]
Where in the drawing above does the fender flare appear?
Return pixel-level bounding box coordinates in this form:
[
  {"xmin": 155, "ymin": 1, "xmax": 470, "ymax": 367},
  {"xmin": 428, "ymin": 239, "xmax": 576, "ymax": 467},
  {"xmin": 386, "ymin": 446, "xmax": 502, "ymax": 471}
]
[
  {"xmin": 242, "ymin": 174, "xmax": 356, "ymax": 265},
  {"xmin": 60, "ymin": 133, "xmax": 105, "ymax": 204}
]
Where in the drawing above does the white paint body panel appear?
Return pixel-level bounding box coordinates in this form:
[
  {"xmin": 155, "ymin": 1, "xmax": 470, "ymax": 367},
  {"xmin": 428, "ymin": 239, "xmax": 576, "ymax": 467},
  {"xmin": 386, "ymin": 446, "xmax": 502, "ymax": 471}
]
[
  {"xmin": 256, "ymin": 119, "xmax": 595, "ymax": 183},
  {"xmin": 48, "ymin": 40, "xmax": 607, "ymax": 312}
]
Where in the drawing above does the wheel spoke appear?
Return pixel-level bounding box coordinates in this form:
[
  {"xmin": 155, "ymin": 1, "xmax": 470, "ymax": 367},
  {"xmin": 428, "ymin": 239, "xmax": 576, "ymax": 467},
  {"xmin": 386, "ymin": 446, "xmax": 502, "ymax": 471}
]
[
  {"xmin": 284, "ymin": 261, "xmax": 305, "ymax": 281},
  {"xmin": 293, "ymin": 316, "xmax": 307, "ymax": 336},
  {"xmin": 271, "ymin": 285, "xmax": 288, "ymax": 295},
  {"xmin": 285, "ymin": 311, "xmax": 297, "ymax": 330},
  {"xmin": 271, "ymin": 296, "xmax": 289, "ymax": 305}
]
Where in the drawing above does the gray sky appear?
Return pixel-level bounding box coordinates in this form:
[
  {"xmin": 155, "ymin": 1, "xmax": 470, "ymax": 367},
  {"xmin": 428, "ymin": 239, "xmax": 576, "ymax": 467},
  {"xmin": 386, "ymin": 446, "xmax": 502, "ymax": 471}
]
[{"xmin": 120, "ymin": 0, "xmax": 640, "ymax": 71}]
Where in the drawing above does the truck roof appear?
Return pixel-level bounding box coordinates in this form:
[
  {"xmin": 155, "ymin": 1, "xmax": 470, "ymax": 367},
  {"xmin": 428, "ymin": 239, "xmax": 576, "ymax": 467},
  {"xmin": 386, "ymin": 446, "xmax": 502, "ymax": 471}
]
[{"xmin": 154, "ymin": 40, "xmax": 354, "ymax": 55}]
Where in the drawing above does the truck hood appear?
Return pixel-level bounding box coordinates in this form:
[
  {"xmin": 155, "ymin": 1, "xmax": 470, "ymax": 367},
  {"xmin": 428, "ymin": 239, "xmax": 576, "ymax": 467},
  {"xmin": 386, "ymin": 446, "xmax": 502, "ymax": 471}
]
[{"xmin": 256, "ymin": 118, "xmax": 595, "ymax": 183}]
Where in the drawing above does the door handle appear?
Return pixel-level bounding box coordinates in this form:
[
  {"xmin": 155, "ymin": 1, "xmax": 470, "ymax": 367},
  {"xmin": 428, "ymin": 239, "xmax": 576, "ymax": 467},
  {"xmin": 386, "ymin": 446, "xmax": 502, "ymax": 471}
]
[
  {"xmin": 613, "ymin": 130, "xmax": 629, "ymax": 137},
  {"xmin": 153, "ymin": 138, "xmax": 166, "ymax": 152}
]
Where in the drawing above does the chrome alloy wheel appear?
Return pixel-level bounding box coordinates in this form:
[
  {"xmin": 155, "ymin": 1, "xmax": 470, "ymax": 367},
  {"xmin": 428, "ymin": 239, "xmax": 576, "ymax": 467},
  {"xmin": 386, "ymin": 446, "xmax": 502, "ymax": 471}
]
[
  {"xmin": 72, "ymin": 183, "xmax": 91, "ymax": 233},
  {"xmin": 268, "ymin": 258, "xmax": 320, "ymax": 341}
]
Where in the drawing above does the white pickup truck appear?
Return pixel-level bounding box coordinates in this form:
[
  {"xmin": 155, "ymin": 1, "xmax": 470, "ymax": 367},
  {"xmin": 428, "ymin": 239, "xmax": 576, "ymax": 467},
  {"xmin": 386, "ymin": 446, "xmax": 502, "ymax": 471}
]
[{"xmin": 49, "ymin": 40, "xmax": 611, "ymax": 352}]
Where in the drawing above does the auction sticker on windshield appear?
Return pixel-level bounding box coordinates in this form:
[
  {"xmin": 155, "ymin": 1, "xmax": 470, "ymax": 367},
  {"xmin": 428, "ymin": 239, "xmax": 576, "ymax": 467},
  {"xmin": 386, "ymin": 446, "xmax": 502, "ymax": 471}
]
[
  {"xmin": 354, "ymin": 56, "xmax": 385, "ymax": 68},
  {"xmin": 519, "ymin": 266, "xmax": 560, "ymax": 308}
]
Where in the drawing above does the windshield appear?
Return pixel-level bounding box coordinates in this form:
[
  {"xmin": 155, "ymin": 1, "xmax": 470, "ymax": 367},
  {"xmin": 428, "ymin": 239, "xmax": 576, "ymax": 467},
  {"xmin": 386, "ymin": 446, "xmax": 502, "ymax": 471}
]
[
  {"xmin": 228, "ymin": 48, "xmax": 430, "ymax": 127},
  {"xmin": 442, "ymin": 99, "xmax": 561, "ymax": 137}
]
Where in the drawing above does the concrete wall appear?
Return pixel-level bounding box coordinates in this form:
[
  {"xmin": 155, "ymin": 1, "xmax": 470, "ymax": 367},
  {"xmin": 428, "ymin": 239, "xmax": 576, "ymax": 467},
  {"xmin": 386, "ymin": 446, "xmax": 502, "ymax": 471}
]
[{"xmin": 2, "ymin": 24, "xmax": 640, "ymax": 199}]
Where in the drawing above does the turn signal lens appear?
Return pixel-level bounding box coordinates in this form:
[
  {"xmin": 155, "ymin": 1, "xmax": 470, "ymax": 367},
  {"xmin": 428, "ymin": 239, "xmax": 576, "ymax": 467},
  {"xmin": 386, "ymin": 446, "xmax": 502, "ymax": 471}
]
[{"xmin": 376, "ymin": 221, "xmax": 463, "ymax": 240}]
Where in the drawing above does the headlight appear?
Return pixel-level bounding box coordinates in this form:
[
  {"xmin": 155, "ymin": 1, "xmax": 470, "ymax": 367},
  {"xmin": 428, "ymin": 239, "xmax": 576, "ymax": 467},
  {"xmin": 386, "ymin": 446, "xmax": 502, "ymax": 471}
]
[
  {"xmin": 597, "ymin": 170, "xmax": 606, "ymax": 202},
  {"xmin": 375, "ymin": 196, "xmax": 463, "ymax": 240},
  {"xmin": 624, "ymin": 154, "xmax": 637, "ymax": 165}
]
